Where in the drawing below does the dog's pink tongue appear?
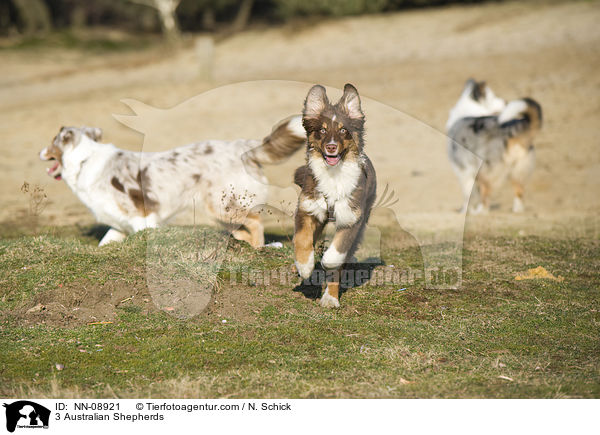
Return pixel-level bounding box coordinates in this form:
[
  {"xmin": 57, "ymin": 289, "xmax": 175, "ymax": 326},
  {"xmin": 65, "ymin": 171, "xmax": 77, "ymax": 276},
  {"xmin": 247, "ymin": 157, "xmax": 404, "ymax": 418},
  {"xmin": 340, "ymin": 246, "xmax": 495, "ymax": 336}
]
[
  {"xmin": 325, "ymin": 155, "xmax": 340, "ymax": 166},
  {"xmin": 48, "ymin": 162, "xmax": 60, "ymax": 178}
]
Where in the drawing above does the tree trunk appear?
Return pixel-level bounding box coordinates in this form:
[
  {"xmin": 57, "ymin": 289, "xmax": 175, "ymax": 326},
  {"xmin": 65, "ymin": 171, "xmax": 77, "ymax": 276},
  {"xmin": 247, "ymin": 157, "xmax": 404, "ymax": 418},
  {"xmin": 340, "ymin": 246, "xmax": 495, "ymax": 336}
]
[
  {"xmin": 154, "ymin": 0, "xmax": 181, "ymax": 42},
  {"xmin": 229, "ymin": 0, "xmax": 254, "ymax": 34},
  {"xmin": 11, "ymin": 0, "xmax": 52, "ymax": 35},
  {"xmin": 127, "ymin": 0, "xmax": 181, "ymax": 43},
  {"xmin": 154, "ymin": 0, "xmax": 181, "ymax": 43},
  {"xmin": 202, "ymin": 7, "xmax": 216, "ymax": 32}
]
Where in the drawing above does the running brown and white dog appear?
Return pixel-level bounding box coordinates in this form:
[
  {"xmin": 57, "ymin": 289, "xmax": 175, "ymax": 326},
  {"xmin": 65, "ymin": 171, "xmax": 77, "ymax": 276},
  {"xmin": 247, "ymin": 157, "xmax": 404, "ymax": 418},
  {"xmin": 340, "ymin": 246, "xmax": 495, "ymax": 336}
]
[
  {"xmin": 447, "ymin": 79, "xmax": 542, "ymax": 213},
  {"xmin": 39, "ymin": 117, "xmax": 305, "ymax": 247},
  {"xmin": 293, "ymin": 84, "xmax": 377, "ymax": 308}
]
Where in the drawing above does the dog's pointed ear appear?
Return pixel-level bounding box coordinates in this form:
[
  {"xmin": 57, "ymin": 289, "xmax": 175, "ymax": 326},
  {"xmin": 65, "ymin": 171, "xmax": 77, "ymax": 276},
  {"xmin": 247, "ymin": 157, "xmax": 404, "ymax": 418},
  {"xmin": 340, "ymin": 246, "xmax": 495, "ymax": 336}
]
[
  {"xmin": 63, "ymin": 129, "xmax": 76, "ymax": 144},
  {"xmin": 83, "ymin": 127, "xmax": 102, "ymax": 141},
  {"xmin": 339, "ymin": 83, "xmax": 364, "ymax": 121},
  {"xmin": 303, "ymin": 85, "xmax": 328, "ymax": 119},
  {"xmin": 471, "ymin": 81, "xmax": 487, "ymax": 100},
  {"xmin": 462, "ymin": 78, "xmax": 476, "ymax": 95}
]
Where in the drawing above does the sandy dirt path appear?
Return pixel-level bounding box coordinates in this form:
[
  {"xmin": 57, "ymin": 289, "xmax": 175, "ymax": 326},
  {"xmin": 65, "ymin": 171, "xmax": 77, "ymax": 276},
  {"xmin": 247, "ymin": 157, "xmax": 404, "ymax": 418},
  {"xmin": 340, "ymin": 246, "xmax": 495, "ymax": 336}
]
[{"xmin": 1, "ymin": 0, "xmax": 598, "ymax": 238}]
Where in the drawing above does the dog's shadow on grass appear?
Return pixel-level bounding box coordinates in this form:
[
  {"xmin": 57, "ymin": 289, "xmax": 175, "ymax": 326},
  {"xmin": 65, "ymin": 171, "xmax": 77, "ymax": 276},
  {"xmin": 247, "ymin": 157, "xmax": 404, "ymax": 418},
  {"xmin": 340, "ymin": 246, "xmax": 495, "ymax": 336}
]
[
  {"xmin": 293, "ymin": 259, "xmax": 382, "ymax": 301},
  {"xmin": 81, "ymin": 226, "xmax": 291, "ymax": 245},
  {"xmin": 81, "ymin": 224, "xmax": 111, "ymax": 242}
]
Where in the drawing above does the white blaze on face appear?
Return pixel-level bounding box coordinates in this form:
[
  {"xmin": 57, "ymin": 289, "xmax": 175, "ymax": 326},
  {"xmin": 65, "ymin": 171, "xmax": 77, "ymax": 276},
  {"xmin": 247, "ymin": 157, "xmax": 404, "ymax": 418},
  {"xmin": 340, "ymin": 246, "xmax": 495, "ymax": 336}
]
[{"xmin": 324, "ymin": 114, "xmax": 341, "ymax": 166}]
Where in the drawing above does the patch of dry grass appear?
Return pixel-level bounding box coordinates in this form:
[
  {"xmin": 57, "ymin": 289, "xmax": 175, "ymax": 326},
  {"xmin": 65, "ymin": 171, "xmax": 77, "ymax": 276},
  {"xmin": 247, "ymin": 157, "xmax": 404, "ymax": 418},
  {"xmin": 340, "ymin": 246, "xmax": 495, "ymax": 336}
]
[{"xmin": 0, "ymin": 224, "xmax": 599, "ymax": 398}]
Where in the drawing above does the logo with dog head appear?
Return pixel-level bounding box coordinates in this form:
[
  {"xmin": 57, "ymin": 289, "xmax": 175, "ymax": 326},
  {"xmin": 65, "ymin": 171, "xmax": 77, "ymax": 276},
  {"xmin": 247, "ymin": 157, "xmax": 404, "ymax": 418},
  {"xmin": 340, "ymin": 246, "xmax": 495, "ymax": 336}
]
[{"xmin": 3, "ymin": 401, "xmax": 50, "ymax": 433}]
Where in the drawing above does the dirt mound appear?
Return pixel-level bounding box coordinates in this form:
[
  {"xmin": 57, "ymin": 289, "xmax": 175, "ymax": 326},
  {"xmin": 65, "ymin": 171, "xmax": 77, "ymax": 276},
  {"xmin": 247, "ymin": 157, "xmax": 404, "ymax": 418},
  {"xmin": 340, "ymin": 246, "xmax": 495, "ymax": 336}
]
[{"xmin": 8, "ymin": 278, "xmax": 156, "ymax": 327}]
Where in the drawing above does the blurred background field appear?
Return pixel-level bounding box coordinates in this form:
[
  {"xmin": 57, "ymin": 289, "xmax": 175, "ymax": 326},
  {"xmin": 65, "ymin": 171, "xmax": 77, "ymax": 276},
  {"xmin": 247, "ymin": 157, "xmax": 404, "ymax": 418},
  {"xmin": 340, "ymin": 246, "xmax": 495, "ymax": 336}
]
[
  {"xmin": 1, "ymin": 0, "xmax": 599, "ymax": 238},
  {"xmin": 1, "ymin": 0, "xmax": 534, "ymax": 43}
]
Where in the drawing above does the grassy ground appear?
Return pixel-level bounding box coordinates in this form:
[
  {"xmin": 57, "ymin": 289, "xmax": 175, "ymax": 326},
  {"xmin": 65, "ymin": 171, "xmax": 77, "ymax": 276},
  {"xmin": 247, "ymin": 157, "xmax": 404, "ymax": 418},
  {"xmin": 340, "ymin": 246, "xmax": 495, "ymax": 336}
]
[{"xmin": 0, "ymin": 223, "xmax": 599, "ymax": 398}]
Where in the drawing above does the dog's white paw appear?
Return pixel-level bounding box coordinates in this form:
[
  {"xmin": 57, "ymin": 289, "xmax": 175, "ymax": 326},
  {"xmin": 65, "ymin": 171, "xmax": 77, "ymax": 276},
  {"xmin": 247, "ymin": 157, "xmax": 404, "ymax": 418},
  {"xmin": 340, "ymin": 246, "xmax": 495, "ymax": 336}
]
[
  {"xmin": 512, "ymin": 197, "xmax": 525, "ymax": 213},
  {"xmin": 320, "ymin": 289, "xmax": 340, "ymax": 308},
  {"xmin": 470, "ymin": 203, "xmax": 489, "ymax": 215},
  {"xmin": 265, "ymin": 241, "xmax": 283, "ymax": 248},
  {"xmin": 99, "ymin": 228, "xmax": 126, "ymax": 247},
  {"xmin": 295, "ymin": 251, "xmax": 314, "ymax": 280},
  {"xmin": 321, "ymin": 245, "xmax": 346, "ymax": 270}
]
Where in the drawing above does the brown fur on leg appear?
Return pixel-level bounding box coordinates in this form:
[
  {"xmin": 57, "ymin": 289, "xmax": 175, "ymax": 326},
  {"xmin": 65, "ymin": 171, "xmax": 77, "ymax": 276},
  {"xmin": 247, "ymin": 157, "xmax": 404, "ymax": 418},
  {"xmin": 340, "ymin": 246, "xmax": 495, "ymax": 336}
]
[
  {"xmin": 477, "ymin": 177, "xmax": 491, "ymax": 211},
  {"xmin": 231, "ymin": 213, "xmax": 264, "ymax": 248},
  {"xmin": 243, "ymin": 212, "xmax": 264, "ymax": 248},
  {"xmin": 294, "ymin": 211, "xmax": 321, "ymax": 279},
  {"xmin": 232, "ymin": 228, "xmax": 252, "ymax": 245},
  {"xmin": 294, "ymin": 212, "xmax": 316, "ymax": 264},
  {"xmin": 321, "ymin": 217, "xmax": 367, "ymax": 271},
  {"xmin": 511, "ymin": 179, "xmax": 526, "ymax": 212},
  {"xmin": 512, "ymin": 179, "xmax": 524, "ymax": 200},
  {"xmin": 321, "ymin": 270, "xmax": 340, "ymax": 308}
]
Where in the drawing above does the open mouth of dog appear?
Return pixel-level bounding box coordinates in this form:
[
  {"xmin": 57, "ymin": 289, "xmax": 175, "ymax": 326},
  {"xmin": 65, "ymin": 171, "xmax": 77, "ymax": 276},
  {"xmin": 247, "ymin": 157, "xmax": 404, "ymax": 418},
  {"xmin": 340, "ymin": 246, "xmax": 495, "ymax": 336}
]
[
  {"xmin": 324, "ymin": 154, "xmax": 341, "ymax": 166},
  {"xmin": 40, "ymin": 147, "xmax": 63, "ymax": 180},
  {"xmin": 323, "ymin": 148, "xmax": 347, "ymax": 166},
  {"xmin": 44, "ymin": 158, "xmax": 62, "ymax": 180}
]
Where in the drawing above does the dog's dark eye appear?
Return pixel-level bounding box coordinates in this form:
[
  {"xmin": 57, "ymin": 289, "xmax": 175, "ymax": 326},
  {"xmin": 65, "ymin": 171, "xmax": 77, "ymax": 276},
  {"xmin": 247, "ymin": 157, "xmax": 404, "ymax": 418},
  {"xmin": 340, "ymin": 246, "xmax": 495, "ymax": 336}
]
[
  {"xmin": 319, "ymin": 128, "xmax": 326, "ymax": 134},
  {"xmin": 340, "ymin": 127, "xmax": 347, "ymax": 134}
]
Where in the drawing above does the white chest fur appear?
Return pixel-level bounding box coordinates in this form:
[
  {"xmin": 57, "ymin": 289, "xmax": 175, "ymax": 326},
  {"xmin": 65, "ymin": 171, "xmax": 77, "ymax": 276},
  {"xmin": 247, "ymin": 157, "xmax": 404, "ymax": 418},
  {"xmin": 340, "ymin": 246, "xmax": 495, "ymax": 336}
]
[
  {"xmin": 306, "ymin": 157, "xmax": 362, "ymax": 226},
  {"xmin": 309, "ymin": 158, "xmax": 361, "ymax": 202},
  {"xmin": 61, "ymin": 140, "xmax": 127, "ymax": 229}
]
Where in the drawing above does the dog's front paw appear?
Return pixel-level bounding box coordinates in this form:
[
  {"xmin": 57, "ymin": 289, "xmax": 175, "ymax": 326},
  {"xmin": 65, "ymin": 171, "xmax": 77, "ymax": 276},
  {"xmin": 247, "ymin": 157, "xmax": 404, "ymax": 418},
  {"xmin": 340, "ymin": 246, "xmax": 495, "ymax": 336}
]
[
  {"xmin": 99, "ymin": 228, "xmax": 127, "ymax": 246},
  {"xmin": 320, "ymin": 290, "xmax": 340, "ymax": 308},
  {"xmin": 470, "ymin": 203, "xmax": 489, "ymax": 215},
  {"xmin": 512, "ymin": 197, "xmax": 525, "ymax": 213},
  {"xmin": 295, "ymin": 251, "xmax": 315, "ymax": 280},
  {"xmin": 321, "ymin": 245, "xmax": 346, "ymax": 270}
]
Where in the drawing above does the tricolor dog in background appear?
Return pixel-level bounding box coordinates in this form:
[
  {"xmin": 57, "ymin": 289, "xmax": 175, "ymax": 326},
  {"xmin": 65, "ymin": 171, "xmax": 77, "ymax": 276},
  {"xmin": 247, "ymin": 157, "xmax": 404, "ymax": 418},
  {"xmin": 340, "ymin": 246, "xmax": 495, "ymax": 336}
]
[
  {"xmin": 447, "ymin": 79, "xmax": 542, "ymax": 213},
  {"xmin": 39, "ymin": 116, "xmax": 305, "ymax": 247},
  {"xmin": 446, "ymin": 78, "xmax": 506, "ymax": 131},
  {"xmin": 293, "ymin": 84, "xmax": 377, "ymax": 308}
]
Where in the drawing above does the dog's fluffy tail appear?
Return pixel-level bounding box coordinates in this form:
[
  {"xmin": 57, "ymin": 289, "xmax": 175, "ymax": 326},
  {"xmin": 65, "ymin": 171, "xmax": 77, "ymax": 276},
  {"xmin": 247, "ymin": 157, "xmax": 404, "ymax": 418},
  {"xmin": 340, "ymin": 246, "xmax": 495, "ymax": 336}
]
[
  {"xmin": 293, "ymin": 165, "xmax": 309, "ymax": 188},
  {"xmin": 246, "ymin": 115, "xmax": 306, "ymax": 165},
  {"xmin": 498, "ymin": 98, "xmax": 542, "ymax": 137}
]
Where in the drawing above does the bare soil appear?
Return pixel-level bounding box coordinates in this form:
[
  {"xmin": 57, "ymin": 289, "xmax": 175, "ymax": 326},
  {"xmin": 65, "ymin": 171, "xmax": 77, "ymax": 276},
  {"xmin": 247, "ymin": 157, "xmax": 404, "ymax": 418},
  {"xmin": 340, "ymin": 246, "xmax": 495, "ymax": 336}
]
[{"xmin": 10, "ymin": 277, "xmax": 154, "ymax": 327}]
